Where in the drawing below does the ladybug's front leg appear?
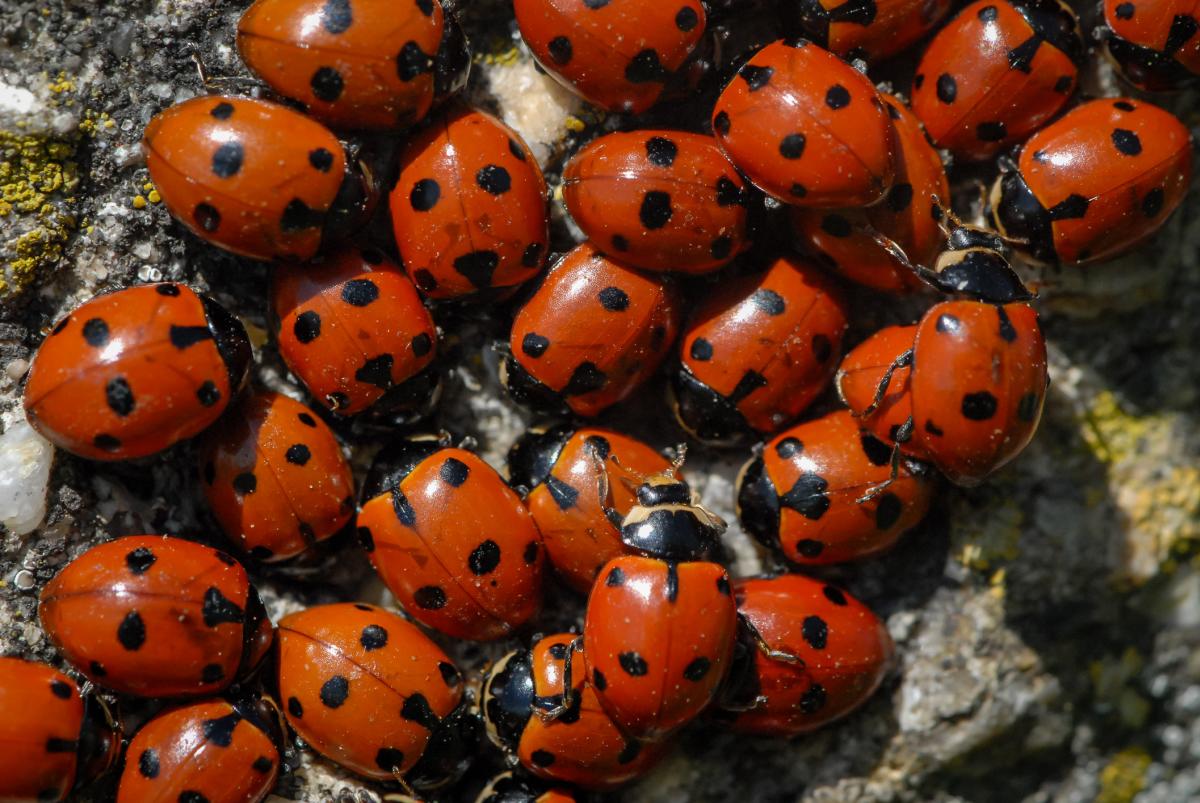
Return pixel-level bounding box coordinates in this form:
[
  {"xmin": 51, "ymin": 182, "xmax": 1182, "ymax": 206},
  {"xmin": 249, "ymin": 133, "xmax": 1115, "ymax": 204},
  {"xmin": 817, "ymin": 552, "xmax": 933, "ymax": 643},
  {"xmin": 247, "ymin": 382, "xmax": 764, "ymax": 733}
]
[
  {"xmin": 856, "ymin": 349, "xmax": 914, "ymax": 418},
  {"xmin": 857, "ymin": 417, "xmax": 913, "ymax": 503},
  {"xmin": 533, "ymin": 636, "xmax": 584, "ymax": 722}
]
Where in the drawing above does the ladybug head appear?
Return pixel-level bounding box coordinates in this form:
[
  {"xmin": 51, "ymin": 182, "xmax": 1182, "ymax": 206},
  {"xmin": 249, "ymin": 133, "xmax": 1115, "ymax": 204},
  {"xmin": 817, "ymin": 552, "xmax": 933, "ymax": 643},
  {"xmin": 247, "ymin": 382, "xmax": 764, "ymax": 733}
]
[
  {"xmin": 621, "ymin": 473, "xmax": 727, "ymax": 561},
  {"xmin": 405, "ymin": 703, "xmax": 482, "ymax": 792},
  {"xmin": 946, "ymin": 225, "xmax": 1004, "ymax": 254},
  {"xmin": 481, "ymin": 648, "xmax": 535, "ymax": 753},
  {"xmin": 360, "ymin": 434, "xmax": 448, "ymax": 502},
  {"xmin": 77, "ymin": 694, "xmax": 122, "ymax": 787},
  {"xmin": 635, "ymin": 475, "xmax": 693, "ymax": 508}
]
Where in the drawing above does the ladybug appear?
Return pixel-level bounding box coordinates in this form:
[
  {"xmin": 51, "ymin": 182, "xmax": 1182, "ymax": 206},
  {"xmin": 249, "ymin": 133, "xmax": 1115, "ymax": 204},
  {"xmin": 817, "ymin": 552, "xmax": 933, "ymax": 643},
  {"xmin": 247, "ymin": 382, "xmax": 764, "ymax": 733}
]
[
  {"xmin": 712, "ymin": 38, "xmax": 896, "ymax": 207},
  {"xmin": 39, "ymin": 536, "xmax": 274, "ymax": 697},
  {"xmin": 910, "ymin": 0, "xmax": 1084, "ymax": 162},
  {"xmin": 672, "ymin": 254, "xmax": 849, "ymax": 444},
  {"xmin": 562, "ymin": 130, "xmax": 752, "ymax": 274},
  {"xmin": 513, "ymin": 0, "xmax": 707, "ymax": 114},
  {"xmin": 117, "ymin": 698, "xmax": 280, "ymax": 803},
  {"xmin": 836, "ymin": 226, "xmax": 1048, "ymax": 486},
  {"xmin": 0, "ymin": 657, "xmax": 120, "ymax": 803},
  {"xmin": 736, "ymin": 409, "xmax": 936, "ymax": 566},
  {"xmin": 277, "ymin": 602, "xmax": 478, "ymax": 787},
  {"xmin": 476, "ymin": 771, "xmax": 582, "ymax": 803},
  {"xmin": 834, "ymin": 324, "xmax": 919, "ymax": 448},
  {"xmin": 1102, "ymin": 0, "xmax": 1200, "ymax": 90},
  {"xmin": 143, "ymin": 95, "xmax": 373, "ymax": 261},
  {"xmin": 989, "ymin": 97, "xmax": 1193, "ymax": 265},
  {"xmin": 271, "ymin": 245, "xmax": 439, "ymax": 417},
  {"xmin": 503, "ymin": 243, "xmax": 682, "ymax": 418},
  {"xmin": 357, "ymin": 440, "xmax": 546, "ymax": 640},
  {"xmin": 390, "ymin": 104, "xmax": 550, "ymax": 299},
  {"xmin": 782, "ymin": 0, "xmax": 957, "ymax": 61},
  {"xmin": 482, "ymin": 633, "xmax": 664, "ymax": 789},
  {"xmin": 238, "ymin": 0, "xmax": 470, "ymax": 130},
  {"xmin": 583, "ymin": 470, "xmax": 737, "ymax": 740},
  {"xmin": 791, "ymin": 95, "xmax": 949, "ymax": 294},
  {"xmin": 716, "ymin": 575, "xmax": 893, "ymax": 735},
  {"xmin": 23, "ymin": 282, "xmax": 250, "ymax": 461},
  {"xmin": 507, "ymin": 425, "xmax": 673, "ymax": 593},
  {"xmin": 197, "ymin": 390, "xmax": 356, "ymax": 562}
]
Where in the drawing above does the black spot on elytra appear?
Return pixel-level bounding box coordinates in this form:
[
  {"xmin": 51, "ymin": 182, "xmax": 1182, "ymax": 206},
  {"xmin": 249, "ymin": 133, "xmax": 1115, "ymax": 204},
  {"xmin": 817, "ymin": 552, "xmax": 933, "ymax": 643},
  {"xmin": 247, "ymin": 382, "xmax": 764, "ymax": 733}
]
[
  {"xmin": 355, "ymin": 354, "xmax": 394, "ymax": 389},
  {"xmin": 202, "ymin": 711, "xmax": 241, "ymax": 746},
  {"xmin": 606, "ymin": 566, "xmax": 626, "ymax": 586},
  {"xmin": 936, "ymin": 313, "xmax": 961, "ymax": 333},
  {"xmin": 611, "ymin": 234, "xmax": 630, "ymax": 251},
  {"xmin": 618, "ymin": 740, "xmax": 641, "ymax": 764},
  {"xmin": 546, "ymin": 475, "xmax": 579, "ymax": 510},
  {"xmin": 675, "ymin": 5, "xmax": 699, "ymax": 30},
  {"xmin": 298, "ymin": 412, "xmax": 317, "ymax": 427},
  {"xmin": 397, "ymin": 40, "xmax": 433, "ymax": 80},
  {"xmin": 887, "ymin": 182, "xmax": 914, "ymax": 212},
  {"xmin": 625, "ymin": 49, "xmax": 668, "ymax": 83},
  {"xmin": 414, "ymin": 585, "xmax": 447, "ymax": 609},
  {"xmin": 357, "ymin": 526, "xmax": 375, "ymax": 552},
  {"xmin": 310, "ymin": 66, "xmax": 344, "ymax": 101},
  {"xmin": 1017, "ymin": 392, "xmax": 1039, "ymax": 422},
  {"xmin": 252, "ymin": 756, "xmax": 273, "ymax": 773},
  {"xmin": 212, "ymin": 142, "xmax": 243, "ymax": 178},
  {"xmin": 936, "ymin": 73, "xmax": 957, "ymax": 104},
  {"xmin": 202, "ymin": 587, "xmax": 245, "ymax": 626},
  {"xmin": 280, "ymin": 198, "xmax": 324, "ymax": 232},
  {"xmin": 825, "ymin": 84, "xmax": 850, "ymax": 109},
  {"xmin": 321, "ymin": 675, "xmax": 350, "ymax": 708},
  {"xmin": 82, "ymin": 318, "xmax": 109, "ymax": 346},
  {"xmin": 376, "ymin": 747, "xmax": 405, "ymax": 772},
  {"xmin": 739, "ymin": 64, "xmax": 774, "ymax": 91},
  {"xmin": 860, "ymin": 434, "xmax": 892, "ymax": 466},
  {"xmin": 439, "ymin": 661, "xmax": 460, "ymax": 686},
  {"xmin": 797, "ymin": 539, "xmax": 824, "ymax": 557},
  {"xmin": 211, "ymin": 102, "xmax": 234, "ymax": 119},
  {"xmin": 977, "ymin": 121, "xmax": 1007, "ymax": 141},
  {"xmin": 562, "ymin": 362, "xmax": 607, "ymax": 395},
  {"xmin": 799, "ymin": 683, "xmax": 827, "ymax": 713},
  {"xmin": 413, "ymin": 269, "xmax": 437, "ymax": 290},
  {"xmin": 1112, "ymin": 128, "xmax": 1142, "ymax": 156},
  {"xmin": 105, "ymin": 377, "xmax": 135, "ymax": 417},
  {"xmin": 684, "ymin": 656, "xmax": 711, "ymax": 681},
  {"xmin": 548, "ymin": 642, "xmax": 569, "ymax": 660},
  {"xmin": 752, "ymin": 288, "xmax": 786, "ymax": 315},
  {"xmin": 138, "ymin": 748, "xmax": 159, "ymax": 778},
  {"xmin": 548, "ymin": 36, "xmax": 572, "ymax": 65},
  {"xmin": 716, "ymin": 176, "xmax": 744, "ymax": 206},
  {"xmin": 170, "ymin": 324, "xmax": 213, "ymax": 350},
  {"xmin": 713, "ymin": 110, "xmax": 730, "ymax": 136},
  {"xmin": 401, "ymin": 693, "xmax": 438, "ymax": 728},
  {"xmin": 961, "ymin": 391, "xmax": 998, "ymax": 420},
  {"xmin": 619, "ymin": 651, "xmax": 648, "ymax": 676},
  {"xmin": 802, "ymin": 615, "xmax": 828, "ymax": 649},
  {"xmin": 194, "ymin": 203, "xmax": 221, "ymax": 232},
  {"xmin": 1053, "ymin": 75, "xmax": 1072, "ymax": 93},
  {"xmin": 791, "ymin": 183, "xmax": 808, "ymax": 198},
  {"xmin": 812, "ymin": 333, "xmax": 832, "ymax": 363},
  {"xmin": 599, "ymin": 286, "xmax": 630, "ymax": 311},
  {"xmin": 288, "ymin": 697, "xmax": 304, "ymax": 718},
  {"xmin": 117, "ymin": 610, "xmax": 145, "ymax": 650},
  {"xmin": 233, "ymin": 472, "xmax": 257, "ymax": 495},
  {"xmin": 1114, "ymin": 2, "xmax": 1133, "ymax": 17},
  {"xmin": 322, "ymin": 0, "xmax": 352, "ymax": 32},
  {"xmin": 45, "ymin": 737, "xmax": 77, "ymax": 753},
  {"xmin": 391, "ymin": 488, "xmax": 417, "ymax": 526},
  {"xmin": 476, "ymin": 164, "xmax": 511, "ymax": 195},
  {"xmin": 1142, "ymin": 187, "xmax": 1164, "ymax": 217},
  {"xmin": 201, "ymin": 663, "xmax": 224, "ymax": 683},
  {"xmin": 469, "ymin": 539, "xmax": 501, "ymax": 574},
  {"xmin": 779, "ymin": 133, "xmax": 806, "ymax": 159},
  {"xmin": 196, "ymin": 381, "xmax": 220, "ymax": 407},
  {"xmin": 521, "ymin": 332, "xmax": 549, "ymax": 357},
  {"xmin": 284, "ymin": 444, "xmax": 311, "ymax": 467},
  {"xmin": 640, "ymin": 190, "xmax": 673, "ymax": 229},
  {"xmin": 309, "ymin": 147, "xmax": 334, "ymax": 172},
  {"xmin": 126, "ymin": 547, "xmax": 156, "ymax": 574},
  {"xmin": 690, "ymin": 337, "xmax": 713, "ymax": 361},
  {"xmin": 410, "ymin": 178, "xmax": 440, "ymax": 211},
  {"xmin": 342, "ymin": 279, "xmax": 379, "ymax": 307},
  {"xmin": 94, "ymin": 434, "xmax": 122, "ymax": 452},
  {"xmin": 90, "ymin": 661, "xmax": 107, "ymax": 677},
  {"xmin": 782, "ymin": 473, "xmax": 830, "ymax": 520},
  {"xmin": 454, "ymin": 250, "xmax": 500, "ymax": 288},
  {"xmin": 531, "ymin": 749, "xmax": 556, "ymax": 767},
  {"xmin": 646, "ymin": 136, "xmax": 678, "ymax": 166},
  {"xmin": 411, "ymin": 332, "xmax": 433, "ymax": 357},
  {"xmin": 875, "ymin": 492, "xmax": 903, "ymax": 529},
  {"xmin": 711, "ymin": 236, "xmax": 733, "ymax": 260},
  {"xmin": 776, "ymin": 437, "xmax": 802, "ymax": 458},
  {"xmin": 440, "ymin": 457, "xmax": 470, "ymax": 486},
  {"xmin": 179, "ymin": 792, "xmax": 210, "ymax": 803},
  {"xmin": 593, "ymin": 668, "xmax": 608, "ymax": 690},
  {"xmin": 822, "ymin": 214, "xmax": 852, "ymax": 237},
  {"xmin": 293, "ymin": 310, "xmax": 321, "ymax": 343},
  {"xmin": 50, "ymin": 680, "xmax": 72, "ymax": 699}
]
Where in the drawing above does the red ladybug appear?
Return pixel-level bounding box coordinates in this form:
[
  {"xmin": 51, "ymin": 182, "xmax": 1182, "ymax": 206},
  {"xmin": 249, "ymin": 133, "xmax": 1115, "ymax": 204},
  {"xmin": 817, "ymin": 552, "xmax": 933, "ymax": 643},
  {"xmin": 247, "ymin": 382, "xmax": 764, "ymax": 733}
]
[
  {"xmin": 390, "ymin": 104, "xmax": 549, "ymax": 299},
  {"xmin": 1102, "ymin": 0, "xmax": 1200, "ymax": 90},
  {"xmin": 504, "ymin": 243, "xmax": 682, "ymax": 418},
  {"xmin": 23, "ymin": 282, "xmax": 250, "ymax": 461},
  {"xmin": 783, "ymin": 0, "xmax": 956, "ymax": 61},
  {"xmin": 513, "ymin": 0, "xmax": 706, "ymax": 113},
  {"xmin": 910, "ymin": 0, "xmax": 1084, "ymax": 161},
  {"xmin": 562, "ymin": 130, "xmax": 752, "ymax": 274},
  {"xmin": 712, "ymin": 38, "xmax": 896, "ymax": 207},
  {"xmin": 718, "ymin": 575, "xmax": 893, "ymax": 735},
  {"xmin": 482, "ymin": 633, "xmax": 664, "ymax": 789},
  {"xmin": 39, "ymin": 536, "xmax": 274, "ymax": 697},
  {"xmin": 989, "ymin": 97, "xmax": 1193, "ymax": 265},
  {"xmin": 197, "ymin": 390, "xmax": 355, "ymax": 562},
  {"xmin": 117, "ymin": 698, "xmax": 279, "ymax": 803},
  {"xmin": 277, "ymin": 602, "xmax": 476, "ymax": 787},
  {"xmin": 837, "ymin": 228, "xmax": 1048, "ymax": 486},
  {"xmin": 271, "ymin": 245, "xmax": 439, "ymax": 416},
  {"xmin": 357, "ymin": 441, "xmax": 545, "ymax": 640},
  {"xmin": 0, "ymin": 657, "xmax": 120, "ymax": 803},
  {"xmin": 835, "ymin": 324, "xmax": 919, "ymax": 447},
  {"xmin": 238, "ymin": 0, "xmax": 469, "ymax": 130},
  {"xmin": 476, "ymin": 771, "xmax": 582, "ymax": 803},
  {"xmin": 736, "ymin": 409, "xmax": 936, "ymax": 566},
  {"xmin": 143, "ymin": 96, "xmax": 372, "ymax": 261},
  {"xmin": 508, "ymin": 425, "xmax": 673, "ymax": 593},
  {"xmin": 672, "ymin": 254, "xmax": 849, "ymax": 444},
  {"xmin": 791, "ymin": 95, "xmax": 949, "ymax": 294},
  {"xmin": 583, "ymin": 470, "xmax": 737, "ymax": 740}
]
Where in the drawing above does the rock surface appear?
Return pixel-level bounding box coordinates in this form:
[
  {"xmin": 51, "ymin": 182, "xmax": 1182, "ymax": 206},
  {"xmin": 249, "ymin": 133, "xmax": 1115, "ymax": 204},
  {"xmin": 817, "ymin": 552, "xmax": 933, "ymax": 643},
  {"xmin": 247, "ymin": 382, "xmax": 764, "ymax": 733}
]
[{"xmin": 0, "ymin": 1, "xmax": 1198, "ymax": 802}]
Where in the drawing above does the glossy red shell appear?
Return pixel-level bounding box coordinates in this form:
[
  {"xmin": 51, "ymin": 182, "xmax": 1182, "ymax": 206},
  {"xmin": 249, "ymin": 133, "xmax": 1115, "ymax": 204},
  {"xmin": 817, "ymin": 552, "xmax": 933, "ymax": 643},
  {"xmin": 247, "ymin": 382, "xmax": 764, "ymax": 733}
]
[
  {"xmin": 238, "ymin": 0, "xmax": 445, "ymax": 130},
  {"xmin": 727, "ymin": 575, "xmax": 893, "ymax": 736},
  {"xmin": 562, "ymin": 130, "xmax": 750, "ymax": 274},
  {"xmin": 713, "ymin": 38, "xmax": 896, "ymax": 206},
  {"xmin": 271, "ymin": 245, "xmax": 437, "ymax": 415},
  {"xmin": 0, "ymin": 658, "xmax": 86, "ymax": 802},
  {"xmin": 39, "ymin": 536, "xmax": 271, "ymax": 698},
  {"xmin": 277, "ymin": 602, "xmax": 463, "ymax": 780},
  {"xmin": 197, "ymin": 391, "xmax": 355, "ymax": 562},
  {"xmin": 143, "ymin": 96, "xmax": 347, "ymax": 260},
  {"xmin": 675, "ymin": 255, "xmax": 849, "ymax": 442},
  {"xmin": 909, "ymin": 301, "xmax": 1046, "ymax": 486},
  {"xmin": 836, "ymin": 324, "xmax": 920, "ymax": 451},
  {"xmin": 1103, "ymin": 0, "xmax": 1200, "ymax": 88},
  {"xmin": 911, "ymin": 0, "xmax": 1082, "ymax": 161},
  {"xmin": 23, "ymin": 283, "xmax": 246, "ymax": 461},
  {"xmin": 359, "ymin": 448, "xmax": 545, "ymax": 640},
  {"xmin": 520, "ymin": 428, "xmax": 671, "ymax": 593},
  {"xmin": 390, "ymin": 104, "xmax": 548, "ymax": 299},
  {"xmin": 791, "ymin": 96, "xmax": 949, "ymax": 294},
  {"xmin": 116, "ymin": 699, "xmax": 279, "ymax": 803},
  {"xmin": 787, "ymin": 0, "xmax": 956, "ymax": 60},
  {"xmin": 584, "ymin": 556, "xmax": 737, "ymax": 740},
  {"xmin": 506, "ymin": 243, "xmax": 682, "ymax": 418},
  {"xmin": 513, "ymin": 0, "xmax": 706, "ymax": 113}
]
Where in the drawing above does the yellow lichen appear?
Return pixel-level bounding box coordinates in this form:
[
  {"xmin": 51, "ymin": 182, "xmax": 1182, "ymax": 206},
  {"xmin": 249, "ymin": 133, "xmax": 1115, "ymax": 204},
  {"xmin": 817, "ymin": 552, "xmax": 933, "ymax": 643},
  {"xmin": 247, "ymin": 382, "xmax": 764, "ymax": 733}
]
[
  {"xmin": 132, "ymin": 195, "xmax": 147, "ymax": 209},
  {"xmin": 1096, "ymin": 747, "xmax": 1151, "ymax": 803},
  {"xmin": 951, "ymin": 490, "xmax": 1024, "ymax": 572},
  {"xmin": 0, "ymin": 129, "xmax": 79, "ymax": 297}
]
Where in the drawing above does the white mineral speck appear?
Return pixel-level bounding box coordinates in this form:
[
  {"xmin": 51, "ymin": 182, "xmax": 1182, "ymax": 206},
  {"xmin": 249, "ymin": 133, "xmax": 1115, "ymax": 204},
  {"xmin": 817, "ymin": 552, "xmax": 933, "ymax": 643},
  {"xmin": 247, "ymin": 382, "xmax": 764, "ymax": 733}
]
[{"xmin": 0, "ymin": 420, "xmax": 55, "ymax": 536}]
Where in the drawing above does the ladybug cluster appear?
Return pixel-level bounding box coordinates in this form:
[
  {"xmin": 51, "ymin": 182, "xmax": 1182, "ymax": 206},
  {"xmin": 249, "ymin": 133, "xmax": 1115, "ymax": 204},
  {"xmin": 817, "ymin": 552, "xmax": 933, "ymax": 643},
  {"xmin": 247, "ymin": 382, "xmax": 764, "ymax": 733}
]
[{"xmin": 5, "ymin": 0, "xmax": 1195, "ymax": 799}]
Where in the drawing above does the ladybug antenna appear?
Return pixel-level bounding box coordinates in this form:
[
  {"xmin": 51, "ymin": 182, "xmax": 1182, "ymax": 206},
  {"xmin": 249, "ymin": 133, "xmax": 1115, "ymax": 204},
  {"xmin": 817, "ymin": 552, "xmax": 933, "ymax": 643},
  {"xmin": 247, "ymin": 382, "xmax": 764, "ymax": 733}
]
[
  {"xmin": 929, "ymin": 195, "xmax": 964, "ymax": 237},
  {"xmin": 739, "ymin": 614, "xmax": 803, "ymax": 666},
  {"xmin": 457, "ymin": 434, "xmax": 478, "ymax": 452},
  {"xmin": 669, "ymin": 443, "xmax": 689, "ymax": 476}
]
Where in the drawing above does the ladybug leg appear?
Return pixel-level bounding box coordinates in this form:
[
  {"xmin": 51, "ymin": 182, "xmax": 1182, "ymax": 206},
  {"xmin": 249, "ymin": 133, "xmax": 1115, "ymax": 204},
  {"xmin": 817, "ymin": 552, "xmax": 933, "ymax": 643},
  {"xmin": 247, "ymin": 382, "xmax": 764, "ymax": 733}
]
[
  {"xmin": 856, "ymin": 349, "xmax": 914, "ymax": 418},
  {"xmin": 585, "ymin": 443, "xmax": 623, "ymax": 527},
  {"xmin": 739, "ymin": 613, "xmax": 802, "ymax": 666},
  {"xmin": 534, "ymin": 636, "xmax": 585, "ymax": 722},
  {"xmin": 857, "ymin": 417, "xmax": 914, "ymax": 503}
]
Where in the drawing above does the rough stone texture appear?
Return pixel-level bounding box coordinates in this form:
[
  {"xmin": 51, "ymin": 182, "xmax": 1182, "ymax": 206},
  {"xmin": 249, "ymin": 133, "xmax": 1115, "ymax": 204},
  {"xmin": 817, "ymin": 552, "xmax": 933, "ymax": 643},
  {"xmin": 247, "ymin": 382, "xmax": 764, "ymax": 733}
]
[{"xmin": 1, "ymin": 1, "xmax": 1198, "ymax": 802}]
